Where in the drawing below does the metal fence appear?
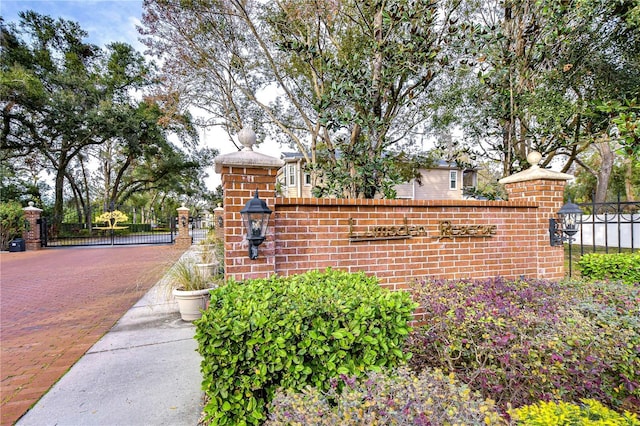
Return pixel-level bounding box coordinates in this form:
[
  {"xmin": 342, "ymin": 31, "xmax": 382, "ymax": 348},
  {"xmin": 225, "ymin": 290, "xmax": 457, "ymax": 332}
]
[
  {"xmin": 575, "ymin": 198, "xmax": 640, "ymax": 254},
  {"xmin": 40, "ymin": 208, "xmax": 176, "ymax": 247}
]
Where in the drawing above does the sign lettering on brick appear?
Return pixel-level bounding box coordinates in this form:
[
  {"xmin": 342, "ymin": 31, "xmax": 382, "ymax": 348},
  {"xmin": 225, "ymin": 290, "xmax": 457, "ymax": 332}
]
[
  {"xmin": 436, "ymin": 220, "xmax": 497, "ymax": 241},
  {"xmin": 348, "ymin": 218, "xmax": 497, "ymax": 242}
]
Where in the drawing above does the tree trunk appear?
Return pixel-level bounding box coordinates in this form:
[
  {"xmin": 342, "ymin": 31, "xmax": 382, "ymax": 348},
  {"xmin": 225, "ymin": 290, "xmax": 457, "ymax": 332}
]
[
  {"xmin": 53, "ymin": 168, "xmax": 65, "ymax": 234},
  {"xmin": 79, "ymin": 155, "xmax": 93, "ymax": 229},
  {"xmin": 624, "ymin": 157, "xmax": 637, "ymax": 201},
  {"xmin": 594, "ymin": 139, "xmax": 614, "ymax": 203}
]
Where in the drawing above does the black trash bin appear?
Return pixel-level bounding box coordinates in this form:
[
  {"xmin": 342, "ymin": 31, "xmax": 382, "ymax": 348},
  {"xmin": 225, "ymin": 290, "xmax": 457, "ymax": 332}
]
[{"xmin": 9, "ymin": 238, "xmax": 25, "ymax": 252}]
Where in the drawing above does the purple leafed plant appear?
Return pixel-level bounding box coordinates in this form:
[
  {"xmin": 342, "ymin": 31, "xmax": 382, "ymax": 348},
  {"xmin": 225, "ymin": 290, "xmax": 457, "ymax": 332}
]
[{"xmin": 407, "ymin": 277, "xmax": 640, "ymax": 413}]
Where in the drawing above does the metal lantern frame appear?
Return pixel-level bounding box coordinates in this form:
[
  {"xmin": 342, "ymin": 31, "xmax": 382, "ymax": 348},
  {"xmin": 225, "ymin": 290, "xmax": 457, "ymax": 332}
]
[
  {"xmin": 549, "ymin": 200, "xmax": 583, "ymax": 247},
  {"xmin": 549, "ymin": 199, "xmax": 583, "ymax": 277},
  {"xmin": 240, "ymin": 190, "xmax": 272, "ymax": 259}
]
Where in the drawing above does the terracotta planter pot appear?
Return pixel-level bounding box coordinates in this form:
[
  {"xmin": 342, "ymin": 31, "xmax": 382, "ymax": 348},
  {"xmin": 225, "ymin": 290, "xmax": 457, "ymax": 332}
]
[{"xmin": 172, "ymin": 287, "xmax": 212, "ymax": 321}]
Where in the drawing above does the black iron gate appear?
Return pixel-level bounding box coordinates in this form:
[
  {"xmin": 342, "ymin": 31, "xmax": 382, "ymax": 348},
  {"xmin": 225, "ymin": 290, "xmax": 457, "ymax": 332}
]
[{"xmin": 39, "ymin": 210, "xmax": 176, "ymax": 247}]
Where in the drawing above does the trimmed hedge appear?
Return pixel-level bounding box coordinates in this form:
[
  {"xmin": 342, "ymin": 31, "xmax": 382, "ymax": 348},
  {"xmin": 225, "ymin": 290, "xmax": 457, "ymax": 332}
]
[
  {"xmin": 195, "ymin": 269, "xmax": 417, "ymax": 425},
  {"xmin": 578, "ymin": 252, "xmax": 640, "ymax": 285}
]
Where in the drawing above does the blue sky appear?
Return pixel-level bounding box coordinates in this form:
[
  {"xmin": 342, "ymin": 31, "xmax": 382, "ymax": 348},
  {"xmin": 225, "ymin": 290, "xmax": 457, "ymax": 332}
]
[{"xmin": 1, "ymin": 0, "xmax": 145, "ymax": 50}]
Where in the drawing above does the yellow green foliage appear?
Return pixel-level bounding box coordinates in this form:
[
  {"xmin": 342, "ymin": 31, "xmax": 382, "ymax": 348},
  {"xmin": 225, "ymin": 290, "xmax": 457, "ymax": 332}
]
[
  {"xmin": 510, "ymin": 398, "xmax": 640, "ymax": 425},
  {"xmin": 95, "ymin": 210, "xmax": 128, "ymax": 228}
]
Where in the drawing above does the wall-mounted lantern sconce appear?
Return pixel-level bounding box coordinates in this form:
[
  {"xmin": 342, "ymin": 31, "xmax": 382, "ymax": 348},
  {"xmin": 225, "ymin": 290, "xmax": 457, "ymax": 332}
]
[
  {"xmin": 180, "ymin": 215, "xmax": 187, "ymax": 228},
  {"xmin": 549, "ymin": 199, "xmax": 583, "ymax": 276},
  {"xmin": 549, "ymin": 200, "xmax": 583, "ymax": 247},
  {"xmin": 240, "ymin": 190, "xmax": 272, "ymax": 259}
]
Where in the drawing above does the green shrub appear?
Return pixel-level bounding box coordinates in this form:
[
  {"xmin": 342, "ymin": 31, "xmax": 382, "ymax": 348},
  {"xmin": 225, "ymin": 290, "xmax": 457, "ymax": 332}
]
[
  {"xmin": 510, "ymin": 398, "xmax": 640, "ymax": 425},
  {"xmin": 0, "ymin": 201, "xmax": 25, "ymax": 251},
  {"xmin": 267, "ymin": 367, "xmax": 503, "ymax": 425},
  {"xmin": 578, "ymin": 253, "xmax": 640, "ymax": 285},
  {"xmin": 195, "ymin": 268, "xmax": 417, "ymax": 425},
  {"xmin": 407, "ymin": 277, "xmax": 640, "ymax": 412}
]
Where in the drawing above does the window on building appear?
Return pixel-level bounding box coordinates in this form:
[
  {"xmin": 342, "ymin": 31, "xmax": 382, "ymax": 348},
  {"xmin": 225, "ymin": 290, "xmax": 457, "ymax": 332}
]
[
  {"xmin": 304, "ymin": 173, "xmax": 311, "ymax": 185},
  {"xmin": 449, "ymin": 170, "xmax": 457, "ymax": 190},
  {"xmin": 463, "ymin": 170, "xmax": 475, "ymax": 188},
  {"xmin": 288, "ymin": 165, "xmax": 296, "ymax": 186}
]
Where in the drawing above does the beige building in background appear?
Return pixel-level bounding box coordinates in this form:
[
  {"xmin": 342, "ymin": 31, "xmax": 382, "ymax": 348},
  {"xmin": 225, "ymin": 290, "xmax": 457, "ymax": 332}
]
[
  {"xmin": 277, "ymin": 153, "xmax": 478, "ymax": 200},
  {"xmin": 394, "ymin": 160, "xmax": 478, "ymax": 200}
]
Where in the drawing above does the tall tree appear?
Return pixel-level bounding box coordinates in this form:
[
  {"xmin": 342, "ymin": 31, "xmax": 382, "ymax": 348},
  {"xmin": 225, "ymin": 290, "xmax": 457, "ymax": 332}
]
[
  {"xmin": 1, "ymin": 12, "xmax": 106, "ymax": 223},
  {"xmin": 432, "ymin": 0, "xmax": 640, "ymax": 202},
  {"xmin": 140, "ymin": 0, "xmax": 462, "ymax": 198},
  {"xmin": 1, "ymin": 12, "xmax": 213, "ymax": 227}
]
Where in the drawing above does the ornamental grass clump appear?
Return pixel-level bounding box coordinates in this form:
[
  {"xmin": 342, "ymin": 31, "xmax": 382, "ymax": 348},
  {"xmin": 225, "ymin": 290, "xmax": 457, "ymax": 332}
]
[
  {"xmin": 195, "ymin": 268, "xmax": 417, "ymax": 425},
  {"xmin": 407, "ymin": 277, "xmax": 640, "ymax": 413},
  {"xmin": 267, "ymin": 367, "xmax": 503, "ymax": 425}
]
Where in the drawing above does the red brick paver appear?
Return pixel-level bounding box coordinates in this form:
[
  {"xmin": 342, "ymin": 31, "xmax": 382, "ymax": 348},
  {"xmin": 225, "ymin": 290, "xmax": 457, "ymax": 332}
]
[{"xmin": 0, "ymin": 245, "xmax": 185, "ymax": 426}]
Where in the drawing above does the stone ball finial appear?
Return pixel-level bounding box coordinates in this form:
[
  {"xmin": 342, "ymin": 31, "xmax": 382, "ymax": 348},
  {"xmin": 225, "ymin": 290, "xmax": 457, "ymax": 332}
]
[
  {"xmin": 28, "ymin": 201, "xmax": 35, "ymax": 207},
  {"xmin": 238, "ymin": 126, "xmax": 256, "ymax": 151},
  {"xmin": 527, "ymin": 151, "xmax": 542, "ymax": 168}
]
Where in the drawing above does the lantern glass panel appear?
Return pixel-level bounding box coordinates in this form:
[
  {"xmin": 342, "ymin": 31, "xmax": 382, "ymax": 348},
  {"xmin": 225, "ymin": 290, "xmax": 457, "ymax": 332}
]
[
  {"xmin": 562, "ymin": 212, "xmax": 578, "ymax": 235},
  {"xmin": 243, "ymin": 212, "xmax": 270, "ymax": 239}
]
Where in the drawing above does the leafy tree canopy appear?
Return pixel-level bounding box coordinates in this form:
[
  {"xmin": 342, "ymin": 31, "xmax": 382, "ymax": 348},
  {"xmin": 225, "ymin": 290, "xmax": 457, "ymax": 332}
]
[
  {"xmin": 1, "ymin": 11, "xmax": 215, "ymax": 225},
  {"xmin": 140, "ymin": 0, "xmax": 467, "ymax": 198}
]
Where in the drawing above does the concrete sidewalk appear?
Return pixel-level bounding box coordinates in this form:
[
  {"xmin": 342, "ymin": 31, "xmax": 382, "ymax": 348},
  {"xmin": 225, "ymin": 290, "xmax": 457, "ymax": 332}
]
[{"xmin": 15, "ymin": 253, "xmax": 204, "ymax": 426}]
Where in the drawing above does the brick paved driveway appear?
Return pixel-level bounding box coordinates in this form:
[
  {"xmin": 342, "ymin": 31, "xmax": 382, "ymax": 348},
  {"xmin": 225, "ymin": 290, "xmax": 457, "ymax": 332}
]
[{"xmin": 0, "ymin": 245, "xmax": 185, "ymax": 426}]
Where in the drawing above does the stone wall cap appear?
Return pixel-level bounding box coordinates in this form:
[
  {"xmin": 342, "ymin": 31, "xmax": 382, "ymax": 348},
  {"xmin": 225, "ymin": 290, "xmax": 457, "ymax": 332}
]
[
  {"xmin": 499, "ymin": 151, "xmax": 574, "ymax": 184},
  {"xmin": 499, "ymin": 166, "xmax": 574, "ymax": 184},
  {"xmin": 215, "ymin": 151, "xmax": 285, "ymax": 173},
  {"xmin": 23, "ymin": 201, "xmax": 43, "ymax": 212}
]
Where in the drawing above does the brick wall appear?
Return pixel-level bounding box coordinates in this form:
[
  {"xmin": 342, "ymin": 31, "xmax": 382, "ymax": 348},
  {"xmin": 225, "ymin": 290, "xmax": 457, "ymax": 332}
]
[
  {"xmin": 220, "ymin": 166, "xmax": 279, "ymax": 280},
  {"xmin": 504, "ymin": 180, "xmax": 567, "ymax": 278},
  {"xmin": 272, "ymin": 198, "xmax": 548, "ymax": 289},
  {"xmin": 219, "ymin": 155, "xmax": 568, "ymax": 286}
]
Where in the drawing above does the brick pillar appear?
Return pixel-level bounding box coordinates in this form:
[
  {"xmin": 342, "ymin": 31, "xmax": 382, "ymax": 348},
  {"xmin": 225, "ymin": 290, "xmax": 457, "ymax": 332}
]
[
  {"xmin": 23, "ymin": 202, "xmax": 42, "ymax": 251},
  {"xmin": 175, "ymin": 205, "xmax": 191, "ymax": 249},
  {"xmin": 499, "ymin": 152, "xmax": 573, "ymax": 280},
  {"xmin": 214, "ymin": 127, "xmax": 284, "ymax": 281},
  {"xmin": 213, "ymin": 203, "xmax": 224, "ymax": 240}
]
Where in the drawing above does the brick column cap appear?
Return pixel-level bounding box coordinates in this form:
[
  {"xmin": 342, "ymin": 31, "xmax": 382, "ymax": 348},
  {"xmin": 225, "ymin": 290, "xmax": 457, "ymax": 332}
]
[
  {"xmin": 177, "ymin": 204, "xmax": 189, "ymax": 214},
  {"xmin": 23, "ymin": 201, "xmax": 43, "ymax": 213},
  {"xmin": 214, "ymin": 126, "xmax": 283, "ymax": 173},
  {"xmin": 214, "ymin": 150, "xmax": 284, "ymax": 173},
  {"xmin": 499, "ymin": 151, "xmax": 574, "ymax": 184}
]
